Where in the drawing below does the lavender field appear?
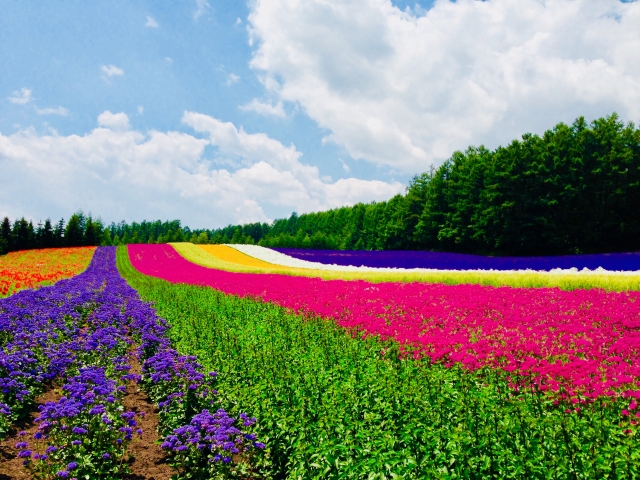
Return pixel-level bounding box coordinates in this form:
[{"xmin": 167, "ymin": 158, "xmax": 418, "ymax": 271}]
[{"xmin": 275, "ymin": 248, "xmax": 640, "ymax": 271}]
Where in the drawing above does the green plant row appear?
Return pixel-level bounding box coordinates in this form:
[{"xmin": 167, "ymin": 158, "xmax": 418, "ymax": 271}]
[{"xmin": 116, "ymin": 246, "xmax": 639, "ymax": 479}]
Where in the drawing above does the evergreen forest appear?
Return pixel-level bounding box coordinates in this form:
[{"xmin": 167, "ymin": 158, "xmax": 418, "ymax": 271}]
[{"xmin": 210, "ymin": 114, "xmax": 640, "ymax": 255}]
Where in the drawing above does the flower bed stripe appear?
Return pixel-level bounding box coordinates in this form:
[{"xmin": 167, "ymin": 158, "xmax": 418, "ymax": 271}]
[
  {"xmin": 120, "ymin": 246, "xmax": 640, "ymax": 478},
  {"xmin": 200, "ymin": 245, "xmax": 294, "ymax": 270},
  {"xmin": 130, "ymin": 243, "xmax": 640, "ymax": 399},
  {"xmin": 0, "ymin": 247, "xmax": 95, "ymax": 297},
  {"xmin": 231, "ymin": 244, "xmax": 640, "ymax": 277},
  {"xmin": 174, "ymin": 243, "xmax": 640, "ymax": 291},
  {"xmin": 0, "ymin": 247, "xmax": 263, "ymax": 478},
  {"xmin": 274, "ymin": 247, "xmax": 640, "ymax": 271}
]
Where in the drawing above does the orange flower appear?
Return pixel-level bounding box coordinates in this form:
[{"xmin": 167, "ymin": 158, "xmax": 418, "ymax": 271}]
[{"xmin": 0, "ymin": 247, "xmax": 96, "ymax": 297}]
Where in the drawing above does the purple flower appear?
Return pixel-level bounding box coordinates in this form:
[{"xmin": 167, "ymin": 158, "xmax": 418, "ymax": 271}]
[{"xmin": 0, "ymin": 247, "xmax": 262, "ymax": 478}]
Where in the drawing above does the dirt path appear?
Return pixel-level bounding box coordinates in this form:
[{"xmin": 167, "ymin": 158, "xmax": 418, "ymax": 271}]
[
  {"xmin": 122, "ymin": 355, "xmax": 173, "ymax": 480},
  {"xmin": 0, "ymin": 388, "xmax": 61, "ymax": 480}
]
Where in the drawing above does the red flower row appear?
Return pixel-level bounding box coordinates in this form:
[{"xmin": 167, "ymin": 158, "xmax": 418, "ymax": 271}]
[{"xmin": 0, "ymin": 247, "xmax": 96, "ymax": 297}]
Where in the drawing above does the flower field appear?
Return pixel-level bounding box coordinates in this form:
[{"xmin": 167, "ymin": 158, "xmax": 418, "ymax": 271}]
[
  {"xmin": 173, "ymin": 242, "xmax": 640, "ymax": 291},
  {"xmin": 1, "ymin": 243, "xmax": 639, "ymax": 477},
  {"xmin": 274, "ymin": 248, "xmax": 640, "ymax": 271},
  {"xmin": 130, "ymin": 244, "xmax": 640, "ymax": 398},
  {"xmin": 0, "ymin": 247, "xmax": 95, "ymax": 297},
  {"xmin": 0, "ymin": 247, "xmax": 263, "ymax": 479},
  {"xmin": 200, "ymin": 245, "xmax": 293, "ymax": 270},
  {"xmin": 121, "ymin": 244, "xmax": 640, "ymax": 478}
]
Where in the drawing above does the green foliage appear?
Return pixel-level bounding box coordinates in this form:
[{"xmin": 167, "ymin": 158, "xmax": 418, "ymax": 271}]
[
  {"xmin": 213, "ymin": 113, "xmax": 640, "ymax": 255},
  {"xmin": 1, "ymin": 211, "xmax": 105, "ymax": 253},
  {"xmin": 414, "ymin": 114, "xmax": 640, "ymax": 254},
  {"xmin": 64, "ymin": 214, "xmax": 84, "ymax": 246},
  {"xmin": 117, "ymin": 246, "xmax": 640, "ymax": 479}
]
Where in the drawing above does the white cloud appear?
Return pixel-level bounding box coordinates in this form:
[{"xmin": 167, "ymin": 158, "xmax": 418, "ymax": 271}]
[
  {"xmin": 100, "ymin": 65, "xmax": 124, "ymax": 77},
  {"xmin": 97, "ymin": 111, "xmax": 130, "ymax": 131},
  {"xmin": 137, "ymin": 106, "xmax": 144, "ymax": 115},
  {"xmin": 248, "ymin": 0, "xmax": 640, "ymax": 172},
  {"xmin": 194, "ymin": 0, "xmax": 210, "ymax": 20},
  {"xmin": 8, "ymin": 88, "xmax": 32, "ymax": 104},
  {"xmin": 338, "ymin": 158, "xmax": 350, "ymax": 173},
  {"xmin": 165, "ymin": 57, "xmax": 173, "ymax": 65},
  {"xmin": 145, "ymin": 16, "xmax": 159, "ymax": 28},
  {"xmin": 239, "ymin": 99, "xmax": 286, "ymax": 118},
  {"xmin": 236, "ymin": 17, "xmax": 242, "ymax": 26},
  {"xmin": 0, "ymin": 112, "xmax": 402, "ymax": 227},
  {"xmin": 36, "ymin": 106, "xmax": 69, "ymax": 116},
  {"xmin": 226, "ymin": 73, "xmax": 240, "ymax": 86}
]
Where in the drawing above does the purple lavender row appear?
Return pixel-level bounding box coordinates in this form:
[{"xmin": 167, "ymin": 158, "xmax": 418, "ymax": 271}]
[
  {"xmin": 2, "ymin": 247, "xmax": 263, "ymax": 478},
  {"xmin": 274, "ymin": 248, "xmax": 640, "ymax": 271},
  {"xmin": 122, "ymin": 262, "xmax": 265, "ymax": 473},
  {"xmin": 1, "ymin": 247, "xmax": 147, "ymax": 477}
]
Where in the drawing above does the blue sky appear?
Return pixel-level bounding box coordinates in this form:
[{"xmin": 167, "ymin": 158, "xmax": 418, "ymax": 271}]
[{"xmin": 1, "ymin": 0, "xmax": 638, "ymax": 228}]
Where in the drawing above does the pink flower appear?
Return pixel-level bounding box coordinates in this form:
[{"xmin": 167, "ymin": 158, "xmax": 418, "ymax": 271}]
[{"xmin": 130, "ymin": 244, "xmax": 640, "ymax": 400}]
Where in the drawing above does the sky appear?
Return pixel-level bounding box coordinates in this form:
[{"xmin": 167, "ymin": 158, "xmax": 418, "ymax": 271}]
[{"xmin": 1, "ymin": 0, "xmax": 639, "ymax": 229}]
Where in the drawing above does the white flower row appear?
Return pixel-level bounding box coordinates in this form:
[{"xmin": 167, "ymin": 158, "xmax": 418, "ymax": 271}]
[{"xmin": 225, "ymin": 244, "xmax": 640, "ymax": 276}]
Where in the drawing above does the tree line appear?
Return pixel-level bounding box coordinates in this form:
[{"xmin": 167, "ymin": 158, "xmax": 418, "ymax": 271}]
[
  {"xmin": 2, "ymin": 113, "xmax": 638, "ymax": 257},
  {"xmin": 208, "ymin": 113, "xmax": 640, "ymax": 255},
  {"xmin": 0, "ymin": 214, "xmax": 203, "ymax": 255},
  {"xmin": 0, "ymin": 214, "xmax": 100, "ymax": 255}
]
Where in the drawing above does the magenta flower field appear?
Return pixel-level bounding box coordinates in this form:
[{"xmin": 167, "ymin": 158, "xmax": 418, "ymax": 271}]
[{"xmin": 130, "ymin": 244, "xmax": 640, "ymax": 399}]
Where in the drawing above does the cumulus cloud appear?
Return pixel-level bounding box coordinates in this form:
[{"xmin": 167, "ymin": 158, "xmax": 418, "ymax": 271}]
[
  {"xmin": 0, "ymin": 112, "xmax": 403, "ymax": 227},
  {"xmin": 97, "ymin": 111, "xmax": 130, "ymax": 130},
  {"xmin": 145, "ymin": 16, "xmax": 159, "ymax": 28},
  {"xmin": 100, "ymin": 65, "xmax": 124, "ymax": 77},
  {"xmin": 239, "ymin": 99, "xmax": 286, "ymax": 118},
  {"xmin": 36, "ymin": 106, "xmax": 69, "ymax": 116},
  {"xmin": 8, "ymin": 88, "xmax": 32, "ymax": 104},
  {"xmin": 248, "ymin": 0, "xmax": 640, "ymax": 172}
]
